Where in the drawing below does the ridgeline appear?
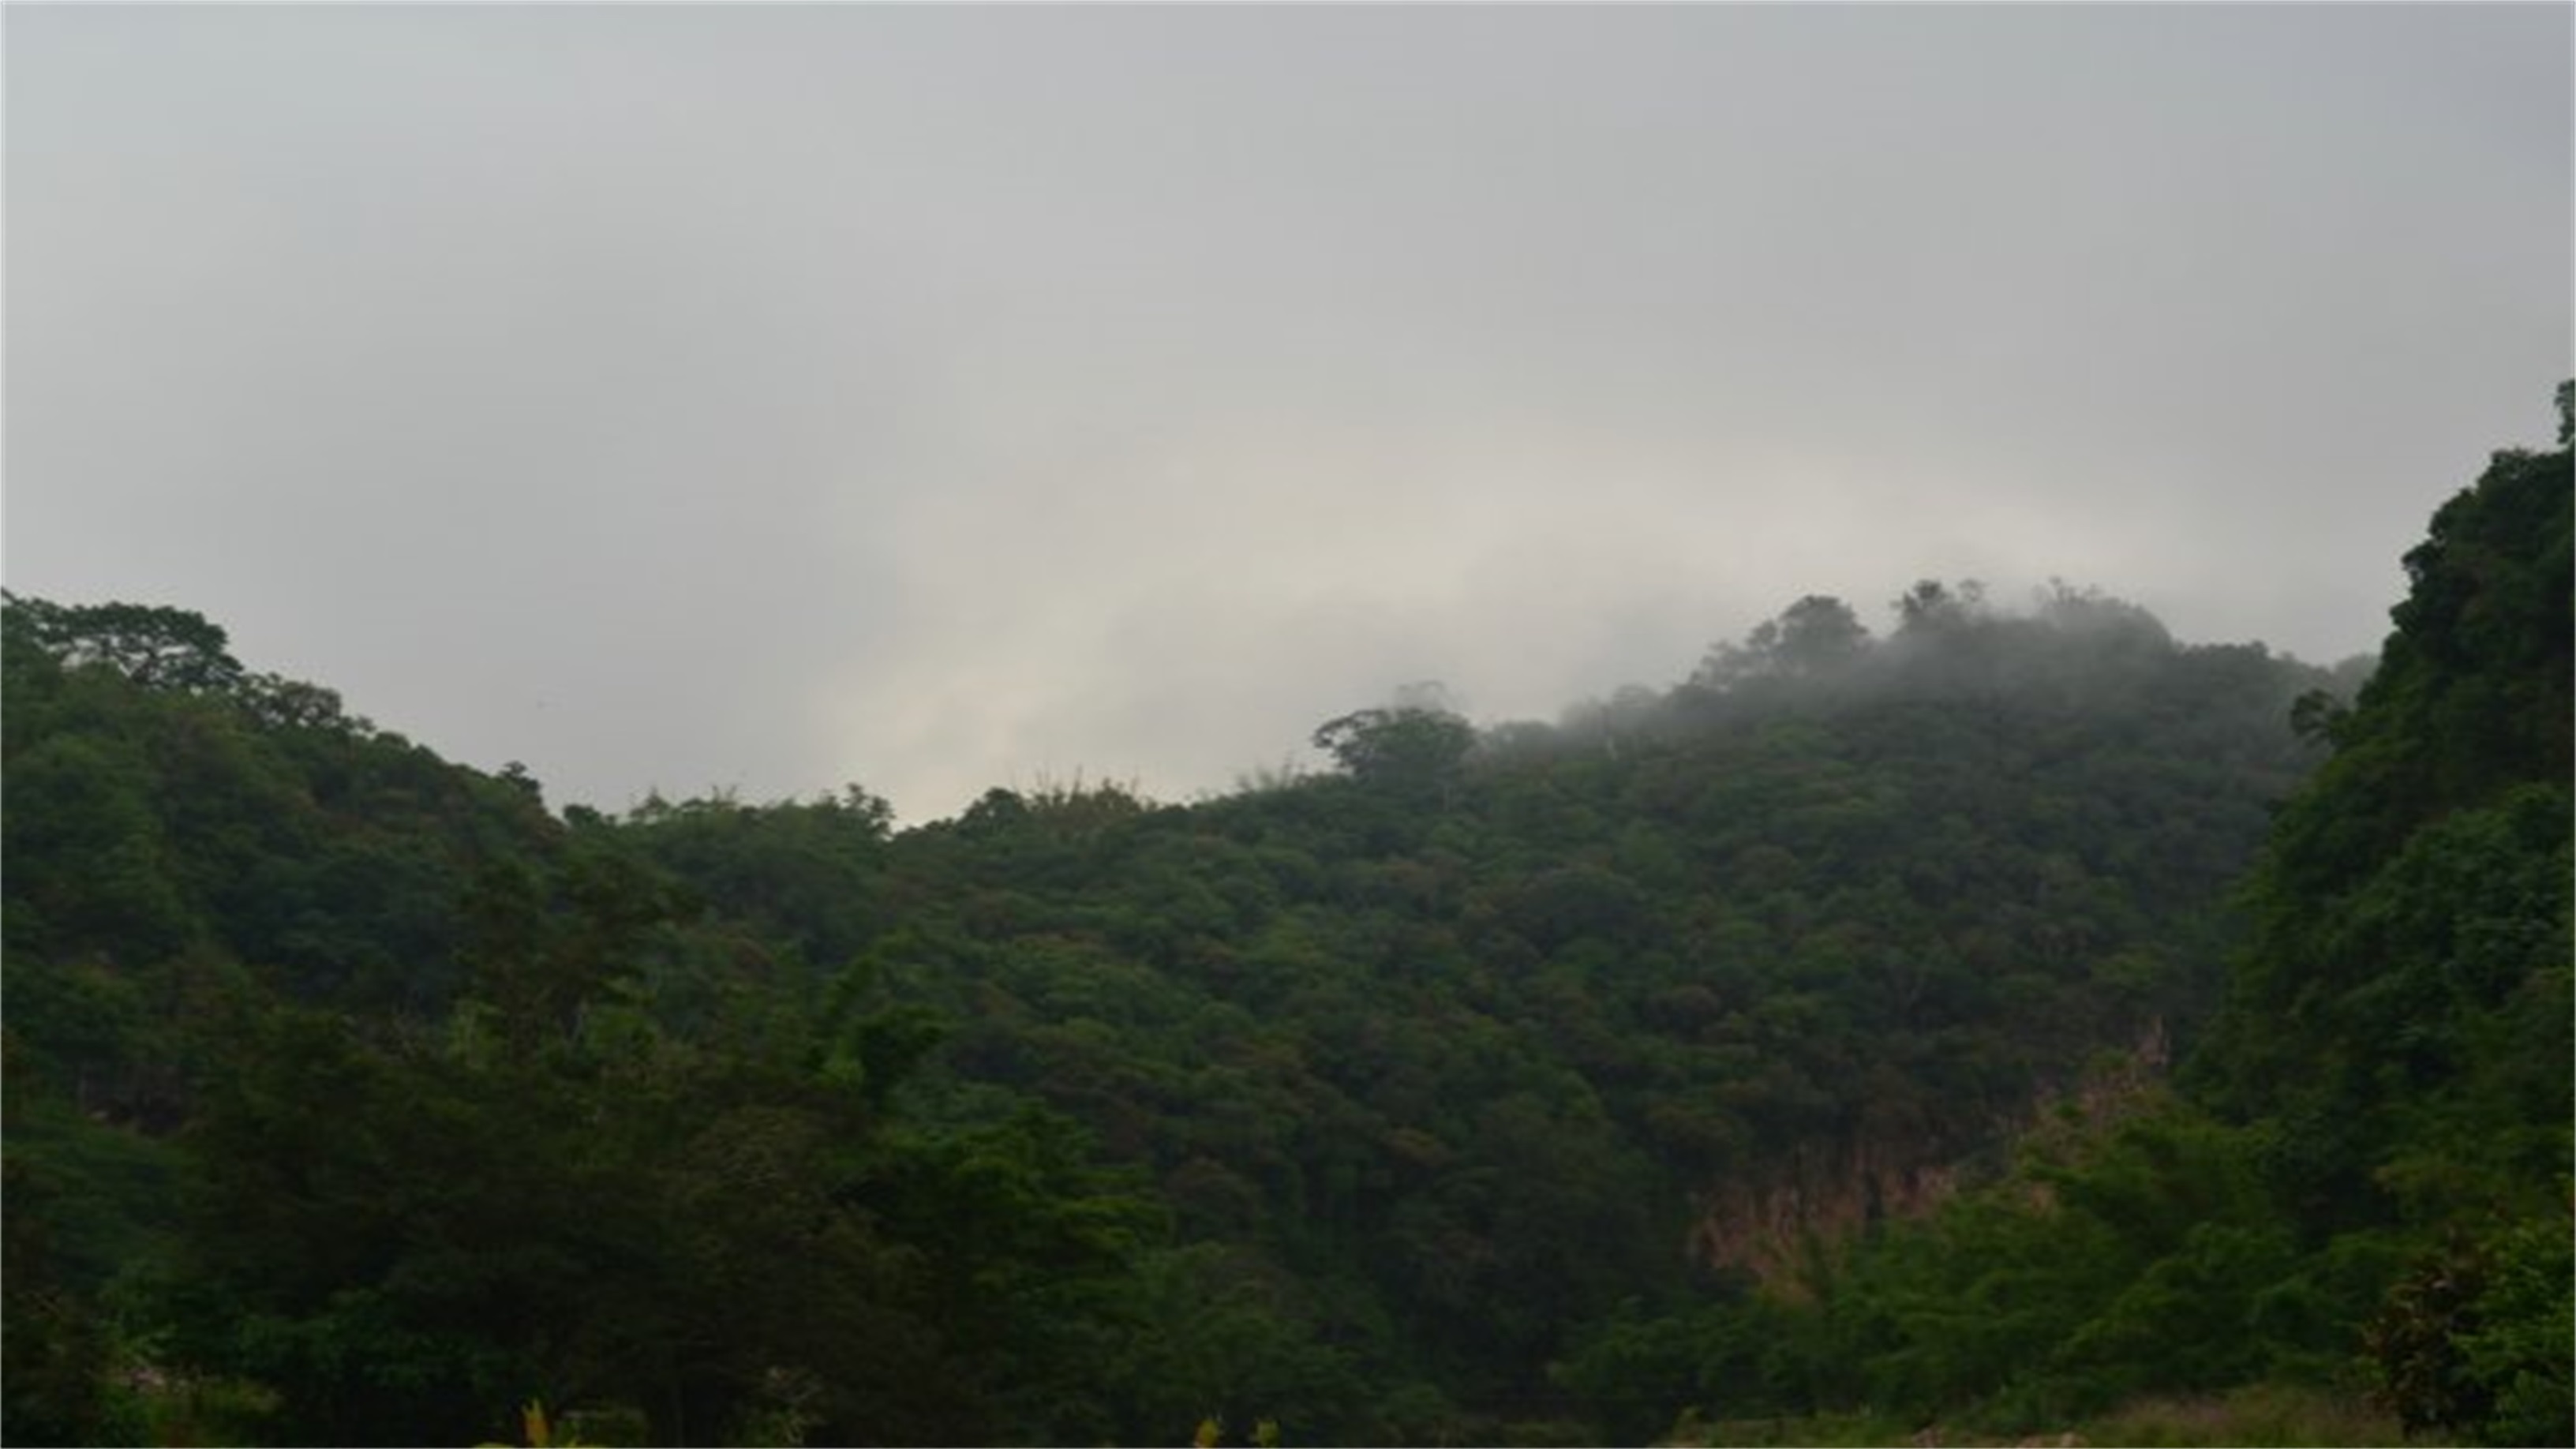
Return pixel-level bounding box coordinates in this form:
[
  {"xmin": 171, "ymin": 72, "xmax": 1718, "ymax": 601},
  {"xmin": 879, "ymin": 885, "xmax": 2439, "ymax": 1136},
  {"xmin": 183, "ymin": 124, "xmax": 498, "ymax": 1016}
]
[{"xmin": 6, "ymin": 394, "xmax": 2567, "ymax": 1447}]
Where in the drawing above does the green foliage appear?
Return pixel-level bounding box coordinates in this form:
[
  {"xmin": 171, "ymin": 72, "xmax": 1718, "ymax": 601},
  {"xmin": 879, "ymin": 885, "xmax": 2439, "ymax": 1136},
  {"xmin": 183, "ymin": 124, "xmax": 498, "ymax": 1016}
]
[
  {"xmin": 1737, "ymin": 391, "xmax": 2574, "ymax": 1440},
  {"xmin": 2365, "ymin": 1210, "xmax": 2576, "ymax": 1446},
  {"xmin": 148, "ymin": 924, "xmax": 1156, "ymax": 1444},
  {"xmin": 1548, "ymin": 391, "xmax": 2574, "ymax": 1442},
  {"xmin": 2, "ymin": 1041, "xmax": 123, "ymax": 1447},
  {"xmin": 9, "ymin": 564, "xmax": 2340, "ymax": 1442},
  {"xmin": 2452, "ymin": 1209, "xmax": 2576, "ymax": 1447},
  {"xmin": 9, "ymin": 390, "xmax": 2562, "ymax": 1447},
  {"xmin": 2070, "ymin": 1383, "xmax": 2400, "ymax": 1447},
  {"xmin": 1311, "ymin": 698, "xmax": 1477, "ymax": 799},
  {"xmin": 2175, "ymin": 401, "xmax": 2574, "ymax": 1443},
  {"xmin": 1750, "ymin": 1099, "xmax": 2330, "ymax": 1428},
  {"xmin": 1694, "ymin": 593, "xmax": 1873, "ymax": 689},
  {"xmin": 2, "ymin": 594, "xmax": 249, "ymax": 695}
]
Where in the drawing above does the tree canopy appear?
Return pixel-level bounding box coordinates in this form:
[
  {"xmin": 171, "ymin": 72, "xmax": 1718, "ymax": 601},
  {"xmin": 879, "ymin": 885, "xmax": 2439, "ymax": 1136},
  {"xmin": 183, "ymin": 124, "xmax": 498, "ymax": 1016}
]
[{"xmin": 5, "ymin": 389, "xmax": 2566, "ymax": 1447}]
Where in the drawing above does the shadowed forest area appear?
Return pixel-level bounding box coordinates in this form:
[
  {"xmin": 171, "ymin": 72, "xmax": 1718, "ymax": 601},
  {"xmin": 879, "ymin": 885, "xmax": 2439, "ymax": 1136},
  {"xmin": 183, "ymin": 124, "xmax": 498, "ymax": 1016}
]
[{"xmin": 4, "ymin": 393, "xmax": 2568, "ymax": 1447}]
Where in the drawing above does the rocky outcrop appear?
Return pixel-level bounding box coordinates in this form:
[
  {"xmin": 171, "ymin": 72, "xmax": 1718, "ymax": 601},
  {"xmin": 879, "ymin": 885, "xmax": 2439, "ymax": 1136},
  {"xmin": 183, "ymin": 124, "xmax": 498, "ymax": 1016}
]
[
  {"xmin": 1686, "ymin": 1132, "xmax": 1966, "ymax": 1294},
  {"xmin": 1684, "ymin": 1020, "xmax": 2170, "ymax": 1290}
]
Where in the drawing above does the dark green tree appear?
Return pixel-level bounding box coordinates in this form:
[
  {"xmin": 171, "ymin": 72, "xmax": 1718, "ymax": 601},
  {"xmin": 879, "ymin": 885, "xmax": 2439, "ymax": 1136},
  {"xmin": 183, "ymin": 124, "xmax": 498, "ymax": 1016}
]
[{"xmin": 1312, "ymin": 703, "xmax": 1476, "ymax": 795}]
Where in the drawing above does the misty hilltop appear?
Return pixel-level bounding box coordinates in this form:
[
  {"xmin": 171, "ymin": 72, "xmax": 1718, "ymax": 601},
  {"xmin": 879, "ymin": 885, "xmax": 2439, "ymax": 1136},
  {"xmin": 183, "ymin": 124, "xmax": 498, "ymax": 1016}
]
[
  {"xmin": 6, "ymin": 394, "xmax": 2571, "ymax": 1447},
  {"xmin": 11, "ymin": 4, "xmax": 2565, "ymax": 824},
  {"xmin": 7, "ymin": 4, "xmax": 2567, "ymax": 1441}
]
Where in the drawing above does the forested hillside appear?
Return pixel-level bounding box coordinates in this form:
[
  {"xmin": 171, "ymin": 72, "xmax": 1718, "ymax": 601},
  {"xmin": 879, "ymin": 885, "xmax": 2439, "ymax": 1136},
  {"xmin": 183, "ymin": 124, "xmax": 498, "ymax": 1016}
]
[
  {"xmin": 1551, "ymin": 399, "xmax": 2572, "ymax": 1448},
  {"xmin": 4, "ymin": 396, "xmax": 2566, "ymax": 1447}
]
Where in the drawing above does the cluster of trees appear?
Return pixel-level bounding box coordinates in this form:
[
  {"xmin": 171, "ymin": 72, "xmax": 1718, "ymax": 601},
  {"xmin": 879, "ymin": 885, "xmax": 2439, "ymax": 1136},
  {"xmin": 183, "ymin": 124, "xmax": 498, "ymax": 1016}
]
[
  {"xmin": 1545, "ymin": 403, "xmax": 2574, "ymax": 1445},
  {"xmin": 4, "ymin": 396, "xmax": 2565, "ymax": 1445},
  {"xmin": 2, "ymin": 601, "xmax": 1166, "ymax": 1446}
]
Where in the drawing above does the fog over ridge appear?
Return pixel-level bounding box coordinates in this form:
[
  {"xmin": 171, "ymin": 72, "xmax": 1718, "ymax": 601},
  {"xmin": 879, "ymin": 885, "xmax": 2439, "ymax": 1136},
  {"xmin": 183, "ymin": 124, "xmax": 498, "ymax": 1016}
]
[{"xmin": 6, "ymin": 3, "xmax": 2567, "ymax": 822}]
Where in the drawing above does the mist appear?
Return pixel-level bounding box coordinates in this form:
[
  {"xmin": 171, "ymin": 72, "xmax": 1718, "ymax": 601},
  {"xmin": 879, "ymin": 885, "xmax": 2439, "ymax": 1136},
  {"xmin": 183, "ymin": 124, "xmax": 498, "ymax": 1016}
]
[{"xmin": 6, "ymin": 3, "xmax": 2567, "ymax": 822}]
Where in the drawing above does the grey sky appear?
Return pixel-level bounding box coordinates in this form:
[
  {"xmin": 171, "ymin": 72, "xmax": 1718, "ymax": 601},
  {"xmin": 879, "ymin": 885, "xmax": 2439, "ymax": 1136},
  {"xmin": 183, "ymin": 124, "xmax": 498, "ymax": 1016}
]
[{"xmin": 7, "ymin": 3, "xmax": 2569, "ymax": 824}]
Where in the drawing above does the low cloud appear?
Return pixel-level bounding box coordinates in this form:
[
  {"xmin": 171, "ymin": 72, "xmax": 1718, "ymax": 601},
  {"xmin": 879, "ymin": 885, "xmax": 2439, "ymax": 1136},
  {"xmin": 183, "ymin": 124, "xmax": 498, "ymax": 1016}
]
[{"xmin": 7, "ymin": 4, "xmax": 2566, "ymax": 823}]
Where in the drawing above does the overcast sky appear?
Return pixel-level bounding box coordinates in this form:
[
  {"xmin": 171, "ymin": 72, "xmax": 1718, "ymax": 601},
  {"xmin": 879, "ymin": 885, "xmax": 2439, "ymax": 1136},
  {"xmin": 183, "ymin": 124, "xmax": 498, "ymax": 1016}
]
[{"xmin": 7, "ymin": 3, "xmax": 2569, "ymax": 823}]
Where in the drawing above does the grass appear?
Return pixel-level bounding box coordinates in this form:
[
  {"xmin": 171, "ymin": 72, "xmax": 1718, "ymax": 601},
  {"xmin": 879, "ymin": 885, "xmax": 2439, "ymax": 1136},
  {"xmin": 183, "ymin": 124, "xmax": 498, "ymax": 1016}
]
[
  {"xmin": 1664, "ymin": 1381, "xmax": 2411, "ymax": 1447},
  {"xmin": 2073, "ymin": 1382, "xmax": 2408, "ymax": 1447}
]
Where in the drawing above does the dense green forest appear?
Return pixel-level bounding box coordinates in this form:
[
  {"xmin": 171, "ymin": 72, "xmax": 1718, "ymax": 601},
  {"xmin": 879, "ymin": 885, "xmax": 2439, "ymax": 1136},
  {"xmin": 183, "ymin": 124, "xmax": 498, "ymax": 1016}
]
[{"xmin": 4, "ymin": 395, "xmax": 2567, "ymax": 1447}]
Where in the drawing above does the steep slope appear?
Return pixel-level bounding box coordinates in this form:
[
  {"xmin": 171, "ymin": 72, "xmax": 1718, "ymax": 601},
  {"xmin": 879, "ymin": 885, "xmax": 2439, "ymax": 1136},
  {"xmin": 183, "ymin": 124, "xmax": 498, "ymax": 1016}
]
[
  {"xmin": 638, "ymin": 581, "xmax": 2345, "ymax": 1440},
  {"xmin": 2200, "ymin": 415, "xmax": 2572, "ymax": 1443},
  {"xmin": 1561, "ymin": 392, "xmax": 2570, "ymax": 1447},
  {"xmin": 1, "ymin": 568, "xmax": 2361, "ymax": 1444},
  {"xmin": 0, "ymin": 601, "xmax": 1162, "ymax": 1447}
]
